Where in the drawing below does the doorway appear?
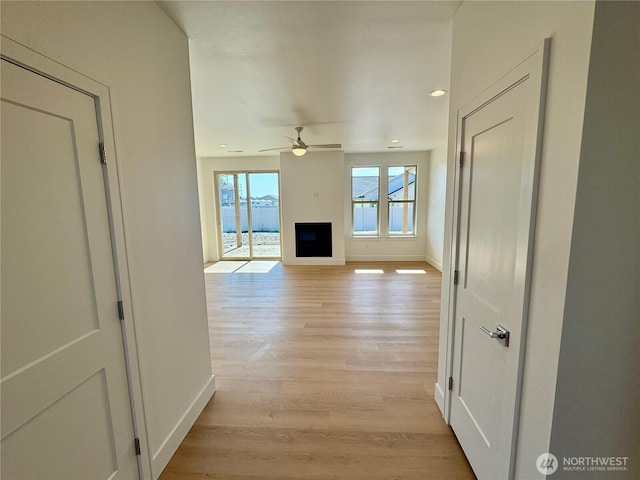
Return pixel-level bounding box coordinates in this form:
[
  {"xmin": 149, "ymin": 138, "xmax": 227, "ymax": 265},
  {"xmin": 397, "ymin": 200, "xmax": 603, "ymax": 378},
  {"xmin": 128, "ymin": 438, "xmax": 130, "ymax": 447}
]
[{"xmin": 215, "ymin": 171, "xmax": 281, "ymax": 260}]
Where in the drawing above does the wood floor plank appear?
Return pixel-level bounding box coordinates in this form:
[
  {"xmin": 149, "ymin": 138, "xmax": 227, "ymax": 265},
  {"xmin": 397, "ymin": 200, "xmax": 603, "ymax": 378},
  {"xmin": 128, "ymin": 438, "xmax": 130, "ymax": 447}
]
[{"xmin": 159, "ymin": 261, "xmax": 474, "ymax": 479}]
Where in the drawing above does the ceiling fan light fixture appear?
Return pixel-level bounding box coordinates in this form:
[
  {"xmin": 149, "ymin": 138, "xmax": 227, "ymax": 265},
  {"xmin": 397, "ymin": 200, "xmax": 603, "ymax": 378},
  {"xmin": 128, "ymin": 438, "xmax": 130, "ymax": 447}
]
[
  {"xmin": 260, "ymin": 127, "xmax": 340, "ymax": 155},
  {"xmin": 292, "ymin": 146, "xmax": 307, "ymax": 156}
]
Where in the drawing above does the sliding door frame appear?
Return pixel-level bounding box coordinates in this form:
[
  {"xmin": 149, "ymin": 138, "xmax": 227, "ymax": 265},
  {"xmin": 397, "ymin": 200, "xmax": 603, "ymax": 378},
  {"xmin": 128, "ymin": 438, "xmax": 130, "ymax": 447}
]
[{"xmin": 213, "ymin": 170, "xmax": 282, "ymax": 261}]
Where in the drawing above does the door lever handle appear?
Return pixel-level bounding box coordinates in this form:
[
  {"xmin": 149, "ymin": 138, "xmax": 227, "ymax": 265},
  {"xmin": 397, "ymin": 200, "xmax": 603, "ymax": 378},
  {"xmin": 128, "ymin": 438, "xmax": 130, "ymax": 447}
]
[
  {"xmin": 480, "ymin": 325, "xmax": 510, "ymax": 347},
  {"xmin": 480, "ymin": 326, "xmax": 502, "ymax": 338}
]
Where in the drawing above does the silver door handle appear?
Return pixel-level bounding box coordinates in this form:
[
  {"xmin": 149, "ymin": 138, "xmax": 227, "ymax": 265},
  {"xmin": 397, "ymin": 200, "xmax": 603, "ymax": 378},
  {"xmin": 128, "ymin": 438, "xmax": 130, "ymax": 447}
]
[{"xmin": 480, "ymin": 325, "xmax": 510, "ymax": 347}]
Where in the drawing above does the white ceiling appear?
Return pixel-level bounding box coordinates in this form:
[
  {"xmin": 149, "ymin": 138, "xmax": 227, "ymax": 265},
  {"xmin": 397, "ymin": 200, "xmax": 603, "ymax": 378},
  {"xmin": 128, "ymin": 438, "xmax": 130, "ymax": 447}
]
[{"xmin": 159, "ymin": 1, "xmax": 460, "ymax": 158}]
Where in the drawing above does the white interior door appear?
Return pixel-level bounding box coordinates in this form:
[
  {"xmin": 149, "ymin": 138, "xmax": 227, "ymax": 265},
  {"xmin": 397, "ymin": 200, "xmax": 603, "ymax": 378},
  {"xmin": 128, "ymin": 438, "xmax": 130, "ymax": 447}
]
[
  {"xmin": 449, "ymin": 43, "xmax": 548, "ymax": 479},
  {"xmin": 1, "ymin": 59, "xmax": 139, "ymax": 479}
]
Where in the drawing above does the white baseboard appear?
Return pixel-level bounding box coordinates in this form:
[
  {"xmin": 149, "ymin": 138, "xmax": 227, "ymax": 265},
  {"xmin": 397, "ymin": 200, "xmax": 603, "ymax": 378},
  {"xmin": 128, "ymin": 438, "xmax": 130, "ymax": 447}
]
[
  {"xmin": 151, "ymin": 375, "xmax": 216, "ymax": 479},
  {"xmin": 425, "ymin": 255, "xmax": 443, "ymax": 272},
  {"xmin": 434, "ymin": 382, "xmax": 446, "ymax": 418},
  {"xmin": 346, "ymin": 254, "xmax": 427, "ymax": 262}
]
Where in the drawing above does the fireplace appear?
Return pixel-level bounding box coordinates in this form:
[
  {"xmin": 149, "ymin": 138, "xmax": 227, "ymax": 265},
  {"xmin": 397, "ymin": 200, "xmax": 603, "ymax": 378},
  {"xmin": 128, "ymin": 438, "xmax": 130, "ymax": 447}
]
[{"xmin": 295, "ymin": 222, "xmax": 332, "ymax": 257}]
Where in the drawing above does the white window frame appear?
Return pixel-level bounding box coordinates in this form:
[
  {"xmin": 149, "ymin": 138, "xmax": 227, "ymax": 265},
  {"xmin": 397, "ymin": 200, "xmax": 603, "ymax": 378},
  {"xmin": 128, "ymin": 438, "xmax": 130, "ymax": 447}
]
[
  {"xmin": 351, "ymin": 166, "xmax": 380, "ymax": 237},
  {"xmin": 387, "ymin": 165, "xmax": 417, "ymax": 236}
]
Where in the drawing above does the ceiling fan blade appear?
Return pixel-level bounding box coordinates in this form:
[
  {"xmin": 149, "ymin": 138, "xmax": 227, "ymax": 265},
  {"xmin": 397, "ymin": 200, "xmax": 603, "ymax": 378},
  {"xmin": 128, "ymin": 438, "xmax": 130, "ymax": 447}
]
[
  {"xmin": 258, "ymin": 146, "xmax": 290, "ymax": 152},
  {"xmin": 284, "ymin": 136, "xmax": 298, "ymax": 145},
  {"xmin": 307, "ymin": 143, "xmax": 342, "ymax": 149}
]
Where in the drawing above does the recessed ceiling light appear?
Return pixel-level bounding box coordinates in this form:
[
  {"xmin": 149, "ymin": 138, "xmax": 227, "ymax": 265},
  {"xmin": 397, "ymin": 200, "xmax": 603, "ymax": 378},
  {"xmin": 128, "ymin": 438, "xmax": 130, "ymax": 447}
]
[
  {"xmin": 218, "ymin": 144, "xmax": 227, "ymax": 148},
  {"xmin": 430, "ymin": 89, "xmax": 447, "ymax": 97},
  {"xmin": 391, "ymin": 139, "xmax": 400, "ymax": 143}
]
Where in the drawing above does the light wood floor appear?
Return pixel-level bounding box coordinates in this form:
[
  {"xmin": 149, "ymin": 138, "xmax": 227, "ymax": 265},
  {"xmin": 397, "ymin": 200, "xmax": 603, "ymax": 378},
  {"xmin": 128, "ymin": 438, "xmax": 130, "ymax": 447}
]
[{"xmin": 160, "ymin": 261, "xmax": 474, "ymax": 480}]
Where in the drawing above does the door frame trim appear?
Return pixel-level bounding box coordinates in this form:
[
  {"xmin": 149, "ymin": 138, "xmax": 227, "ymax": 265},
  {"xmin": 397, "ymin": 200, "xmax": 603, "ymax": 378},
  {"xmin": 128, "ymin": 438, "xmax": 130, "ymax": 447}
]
[
  {"xmin": 442, "ymin": 38, "xmax": 550, "ymax": 477},
  {"xmin": 1, "ymin": 35, "xmax": 152, "ymax": 479}
]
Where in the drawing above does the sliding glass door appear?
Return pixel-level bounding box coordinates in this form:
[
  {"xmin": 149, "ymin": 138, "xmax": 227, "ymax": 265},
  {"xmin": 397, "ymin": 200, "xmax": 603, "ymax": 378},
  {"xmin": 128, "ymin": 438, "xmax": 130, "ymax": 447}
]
[
  {"xmin": 248, "ymin": 172, "xmax": 281, "ymax": 258},
  {"xmin": 215, "ymin": 171, "xmax": 281, "ymax": 260}
]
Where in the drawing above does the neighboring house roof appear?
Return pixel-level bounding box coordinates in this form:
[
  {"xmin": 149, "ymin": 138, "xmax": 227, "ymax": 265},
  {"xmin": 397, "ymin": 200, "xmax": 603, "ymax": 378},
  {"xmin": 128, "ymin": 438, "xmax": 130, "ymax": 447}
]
[
  {"xmin": 388, "ymin": 172, "xmax": 416, "ymax": 196},
  {"xmin": 352, "ymin": 176, "xmax": 380, "ymax": 199},
  {"xmin": 353, "ymin": 173, "xmax": 416, "ymax": 199},
  {"xmin": 260, "ymin": 194, "xmax": 279, "ymax": 202}
]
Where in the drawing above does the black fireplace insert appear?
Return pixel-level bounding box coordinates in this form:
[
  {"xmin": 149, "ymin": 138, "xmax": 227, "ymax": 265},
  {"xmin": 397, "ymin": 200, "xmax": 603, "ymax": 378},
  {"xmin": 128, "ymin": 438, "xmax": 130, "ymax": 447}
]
[{"xmin": 295, "ymin": 222, "xmax": 332, "ymax": 257}]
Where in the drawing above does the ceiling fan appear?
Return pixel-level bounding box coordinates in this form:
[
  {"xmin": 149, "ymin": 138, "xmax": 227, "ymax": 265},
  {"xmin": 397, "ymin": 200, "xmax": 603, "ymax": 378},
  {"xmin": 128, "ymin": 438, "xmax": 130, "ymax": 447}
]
[{"xmin": 259, "ymin": 126, "xmax": 342, "ymax": 156}]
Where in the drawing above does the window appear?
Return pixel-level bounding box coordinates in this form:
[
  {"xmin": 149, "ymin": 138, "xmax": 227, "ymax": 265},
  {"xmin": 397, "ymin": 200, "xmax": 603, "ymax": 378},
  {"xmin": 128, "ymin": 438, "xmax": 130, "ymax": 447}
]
[
  {"xmin": 388, "ymin": 165, "xmax": 416, "ymax": 235},
  {"xmin": 351, "ymin": 167, "xmax": 379, "ymax": 236},
  {"xmin": 351, "ymin": 164, "xmax": 418, "ymax": 236}
]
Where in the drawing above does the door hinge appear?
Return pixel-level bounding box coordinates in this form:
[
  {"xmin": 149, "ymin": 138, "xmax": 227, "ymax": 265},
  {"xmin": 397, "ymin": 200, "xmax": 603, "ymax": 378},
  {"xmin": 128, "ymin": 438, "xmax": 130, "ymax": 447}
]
[
  {"xmin": 448, "ymin": 376, "xmax": 454, "ymax": 391},
  {"xmin": 117, "ymin": 301, "xmax": 124, "ymax": 321},
  {"xmin": 134, "ymin": 437, "xmax": 141, "ymax": 456},
  {"xmin": 99, "ymin": 142, "xmax": 106, "ymax": 164},
  {"xmin": 459, "ymin": 151, "xmax": 465, "ymax": 168},
  {"xmin": 453, "ymin": 270, "xmax": 459, "ymax": 285}
]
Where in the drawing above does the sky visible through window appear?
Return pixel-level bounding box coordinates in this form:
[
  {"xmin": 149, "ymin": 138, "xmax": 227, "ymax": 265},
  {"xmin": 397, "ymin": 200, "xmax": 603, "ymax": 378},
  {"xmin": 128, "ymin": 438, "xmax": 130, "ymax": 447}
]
[
  {"xmin": 249, "ymin": 173, "xmax": 279, "ymax": 198},
  {"xmin": 352, "ymin": 167, "xmax": 380, "ymax": 177},
  {"xmin": 388, "ymin": 166, "xmax": 406, "ymax": 176},
  {"xmin": 220, "ymin": 172, "xmax": 279, "ymax": 198}
]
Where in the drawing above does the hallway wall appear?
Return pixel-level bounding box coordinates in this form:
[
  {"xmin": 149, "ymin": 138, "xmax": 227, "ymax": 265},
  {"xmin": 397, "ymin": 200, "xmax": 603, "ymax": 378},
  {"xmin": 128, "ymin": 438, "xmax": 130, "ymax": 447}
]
[
  {"xmin": 1, "ymin": 2, "xmax": 215, "ymax": 477},
  {"xmin": 550, "ymin": 2, "xmax": 640, "ymax": 477},
  {"xmin": 437, "ymin": 2, "xmax": 596, "ymax": 477}
]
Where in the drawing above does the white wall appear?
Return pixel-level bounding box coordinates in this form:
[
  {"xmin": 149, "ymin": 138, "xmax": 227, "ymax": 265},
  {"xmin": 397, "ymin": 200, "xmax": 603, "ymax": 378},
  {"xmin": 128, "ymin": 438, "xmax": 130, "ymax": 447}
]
[
  {"xmin": 425, "ymin": 145, "xmax": 447, "ymax": 271},
  {"xmin": 424, "ymin": 20, "xmax": 451, "ymax": 273},
  {"xmin": 0, "ymin": 2, "xmax": 215, "ymax": 478},
  {"xmin": 280, "ymin": 150, "xmax": 345, "ymax": 265},
  {"xmin": 549, "ymin": 2, "xmax": 639, "ymax": 478},
  {"xmin": 344, "ymin": 152, "xmax": 430, "ymax": 262},
  {"xmin": 197, "ymin": 156, "xmax": 281, "ymax": 262},
  {"xmin": 436, "ymin": 2, "xmax": 596, "ymax": 478}
]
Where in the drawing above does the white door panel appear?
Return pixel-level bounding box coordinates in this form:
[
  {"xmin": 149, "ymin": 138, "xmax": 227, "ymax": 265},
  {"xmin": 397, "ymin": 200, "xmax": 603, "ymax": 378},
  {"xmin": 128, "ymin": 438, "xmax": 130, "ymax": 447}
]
[
  {"xmin": 3, "ymin": 372, "xmax": 119, "ymax": 479},
  {"xmin": 449, "ymin": 44, "xmax": 548, "ymax": 479},
  {"xmin": 1, "ymin": 59, "xmax": 138, "ymax": 479}
]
